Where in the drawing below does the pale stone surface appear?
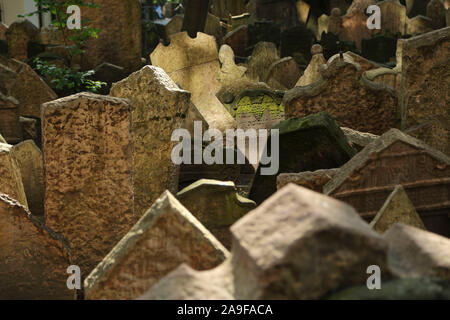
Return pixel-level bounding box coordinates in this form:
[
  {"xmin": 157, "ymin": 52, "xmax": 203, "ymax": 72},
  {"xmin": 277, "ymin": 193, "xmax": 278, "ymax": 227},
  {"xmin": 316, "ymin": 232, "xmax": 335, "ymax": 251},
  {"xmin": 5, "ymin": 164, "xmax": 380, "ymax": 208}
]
[
  {"xmin": 42, "ymin": 93, "xmax": 135, "ymax": 277},
  {"xmin": 265, "ymin": 57, "xmax": 301, "ymax": 90},
  {"xmin": 84, "ymin": 191, "xmax": 229, "ymax": 300},
  {"xmin": 151, "ymin": 32, "xmax": 236, "ymax": 132},
  {"xmin": 407, "ymin": 16, "xmax": 433, "ymax": 35},
  {"xmin": 12, "ymin": 140, "xmax": 44, "ymax": 217},
  {"xmin": 0, "ymin": 194, "xmax": 72, "ymax": 300},
  {"xmin": 277, "ymin": 169, "xmax": 339, "ymax": 192},
  {"xmin": 0, "ymin": 143, "xmax": 28, "ymax": 209},
  {"xmin": 218, "ymin": 44, "xmax": 247, "ymax": 87},
  {"xmin": 5, "ymin": 19, "xmax": 39, "ymax": 62},
  {"xmin": 296, "ymin": 45, "xmax": 326, "ymax": 87},
  {"xmin": 341, "ymin": 127, "xmax": 380, "ymax": 150},
  {"xmin": 384, "ymin": 224, "xmax": 450, "ymax": 280},
  {"xmin": 370, "ymin": 185, "xmax": 426, "ymax": 233},
  {"xmin": 177, "ymin": 179, "xmax": 256, "ymax": 249},
  {"xmin": 110, "ymin": 66, "xmax": 191, "ymax": 218}
]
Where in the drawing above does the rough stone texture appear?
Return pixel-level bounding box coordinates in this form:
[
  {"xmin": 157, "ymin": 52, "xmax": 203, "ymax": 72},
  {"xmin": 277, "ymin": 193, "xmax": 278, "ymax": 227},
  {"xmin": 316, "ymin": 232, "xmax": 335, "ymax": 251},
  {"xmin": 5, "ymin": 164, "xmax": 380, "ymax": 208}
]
[
  {"xmin": 245, "ymin": 42, "xmax": 280, "ymax": 82},
  {"xmin": 223, "ymin": 25, "xmax": 248, "ymax": 58},
  {"xmin": 406, "ymin": 16, "xmax": 433, "ymax": 35},
  {"xmin": 177, "ymin": 179, "xmax": 256, "ymax": 249},
  {"xmin": 378, "ymin": 0, "xmax": 408, "ymax": 35},
  {"xmin": 0, "ymin": 194, "xmax": 72, "ymax": 300},
  {"xmin": 19, "ymin": 116, "xmax": 39, "ymax": 144},
  {"xmin": 0, "ymin": 23, "xmax": 7, "ymax": 41},
  {"xmin": 277, "ymin": 169, "xmax": 339, "ymax": 192},
  {"xmin": 341, "ymin": 127, "xmax": 380, "ymax": 151},
  {"xmin": 84, "ymin": 191, "xmax": 229, "ymax": 300},
  {"xmin": 42, "ymin": 93, "xmax": 135, "ymax": 277},
  {"xmin": 81, "ymin": 0, "xmax": 142, "ymax": 73},
  {"xmin": 340, "ymin": 0, "xmax": 377, "ymax": 50},
  {"xmin": 427, "ymin": 0, "xmax": 446, "ymax": 29},
  {"xmin": 264, "ymin": 57, "xmax": 301, "ymax": 90},
  {"xmin": 370, "ymin": 185, "xmax": 426, "ymax": 233},
  {"xmin": 110, "ymin": 66, "xmax": 191, "ymax": 218},
  {"xmin": 0, "ymin": 93, "xmax": 22, "ymax": 144},
  {"xmin": 324, "ymin": 129, "xmax": 450, "ymax": 237},
  {"xmin": 384, "ymin": 223, "xmax": 450, "ymax": 280},
  {"xmin": 151, "ymin": 32, "xmax": 236, "ymax": 132},
  {"xmin": 0, "ymin": 143, "xmax": 28, "ymax": 208},
  {"xmin": 296, "ymin": 45, "xmax": 326, "ymax": 87},
  {"xmin": 249, "ymin": 112, "xmax": 356, "ymax": 204},
  {"xmin": 12, "ymin": 140, "xmax": 44, "ymax": 217},
  {"xmin": 5, "ymin": 19, "xmax": 39, "ymax": 62},
  {"xmin": 284, "ymin": 59, "xmax": 399, "ymax": 135},
  {"xmin": 400, "ymin": 27, "xmax": 450, "ymax": 155}
]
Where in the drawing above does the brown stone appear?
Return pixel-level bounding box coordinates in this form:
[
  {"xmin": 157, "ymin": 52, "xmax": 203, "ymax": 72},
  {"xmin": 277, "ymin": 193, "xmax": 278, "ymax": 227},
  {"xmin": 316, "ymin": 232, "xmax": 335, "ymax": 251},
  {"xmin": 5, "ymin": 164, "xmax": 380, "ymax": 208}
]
[
  {"xmin": 19, "ymin": 116, "xmax": 39, "ymax": 143},
  {"xmin": 341, "ymin": 127, "xmax": 380, "ymax": 151},
  {"xmin": 0, "ymin": 93, "xmax": 22, "ymax": 144},
  {"xmin": 324, "ymin": 129, "xmax": 450, "ymax": 237},
  {"xmin": 84, "ymin": 191, "xmax": 229, "ymax": 300},
  {"xmin": 378, "ymin": 0, "xmax": 408, "ymax": 35},
  {"xmin": 110, "ymin": 66, "xmax": 191, "ymax": 218},
  {"xmin": 370, "ymin": 185, "xmax": 426, "ymax": 233},
  {"xmin": 427, "ymin": 0, "xmax": 446, "ymax": 29},
  {"xmin": 245, "ymin": 42, "xmax": 280, "ymax": 82},
  {"xmin": 406, "ymin": 16, "xmax": 433, "ymax": 35},
  {"xmin": 340, "ymin": 0, "xmax": 377, "ymax": 50},
  {"xmin": 0, "ymin": 194, "xmax": 72, "ymax": 300},
  {"xmin": 5, "ymin": 19, "xmax": 39, "ymax": 62},
  {"xmin": 42, "ymin": 93, "xmax": 135, "ymax": 277},
  {"xmin": 224, "ymin": 25, "xmax": 248, "ymax": 58},
  {"xmin": 12, "ymin": 140, "xmax": 44, "ymax": 217},
  {"xmin": 400, "ymin": 27, "xmax": 450, "ymax": 155},
  {"xmin": 265, "ymin": 57, "xmax": 301, "ymax": 90},
  {"xmin": 277, "ymin": 169, "xmax": 339, "ymax": 192},
  {"xmin": 0, "ymin": 23, "xmax": 7, "ymax": 41},
  {"xmin": 0, "ymin": 143, "xmax": 28, "ymax": 208},
  {"xmin": 296, "ymin": 45, "xmax": 326, "ymax": 87},
  {"xmin": 284, "ymin": 59, "xmax": 399, "ymax": 135}
]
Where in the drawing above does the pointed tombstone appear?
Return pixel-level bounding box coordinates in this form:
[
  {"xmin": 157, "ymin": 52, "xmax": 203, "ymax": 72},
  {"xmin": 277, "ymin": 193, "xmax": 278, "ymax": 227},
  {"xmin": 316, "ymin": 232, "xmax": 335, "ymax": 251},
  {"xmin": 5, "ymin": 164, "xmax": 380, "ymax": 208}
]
[
  {"xmin": 176, "ymin": 179, "xmax": 256, "ymax": 249},
  {"xmin": 264, "ymin": 57, "xmax": 301, "ymax": 90},
  {"xmin": 218, "ymin": 44, "xmax": 247, "ymax": 87},
  {"xmin": 84, "ymin": 191, "xmax": 229, "ymax": 300},
  {"xmin": 12, "ymin": 140, "xmax": 44, "ymax": 217},
  {"xmin": 370, "ymin": 185, "xmax": 426, "ymax": 233},
  {"xmin": 0, "ymin": 143, "xmax": 28, "ymax": 209},
  {"xmin": 5, "ymin": 19, "xmax": 39, "ymax": 62},
  {"xmin": 296, "ymin": 44, "xmax": 326, "ymax": 87},
  {"xmin": 245, "ymin": 42, "xmax": 280, "ymax": 82},
  {"xmin": 318, "ymin": 14, "xmax": 329, "ymax": 39},
  {"xmin": 284, "ymin": 58, "xmax": 398, "ymax": 135},
  {"xmin": 384, "ymin": 223, "xmax": 450, "ymax": 280},
  {"xmin": 324, "ymin": 129, "xmax": 450, "ymax": 237},
  {"xmin": 0, "ymin": 194, "xmax": 73, "ymax": 300},
  {"xmin": 140, "ymin": 185, "xmax": 390, "ymax": 300},
  {"xmin": 0, "ymin": 93, "xmax": 22, "ymax": 144},
  {"xmin": 42, "ymin": 93, "xmax": 135, "ymax": 277},
  {"xmin": 151, "ymin": 32, "xmax": 236, "ymax": 132},
  {"xmin": 400, "ymin": 27, "xmax": 450, "ymax": 155},
  {"xmin": 249, "ymin": 112, "xmax": 356, "ymax": 204},
  {"xmin": 427, "ymin": 0, "xmax": 446, "ymax": 29},
  {"xmin": 277, "ymin": 169, "xmax": 339, "ymax": 192},
  {"xmin": 110, "ymin": 66, "xmax": 191, "ymax": 218}
]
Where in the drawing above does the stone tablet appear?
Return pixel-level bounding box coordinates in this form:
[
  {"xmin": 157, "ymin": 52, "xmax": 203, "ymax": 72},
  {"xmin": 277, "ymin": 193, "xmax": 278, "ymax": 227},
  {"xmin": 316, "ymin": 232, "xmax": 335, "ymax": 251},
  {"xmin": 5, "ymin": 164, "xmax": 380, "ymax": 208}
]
[
  {"xmin": 249, "ymin": 112, "xmax": 356, "ymax": 204},
  {"xmin": 0, "ymin": 143, "xmax": 28, "ymax": 208},
  {"xmin": 177, "ymin": 179, "xmax": 256, "ymax": 249},
  {"xmin": 427, "ymin": 0, "xmax": 446, "ymax": 29},
  {"xmin": 406, "ymin": 15, "xmax": 433, "ymax": 35},
  {"xmin": 42, "ymin": 93, "xmax": 135, "ymax": 277},
  {"xmin": 0, "ymin": 93, "xmax": 22, "ymax": 144},
  {"xmin": 277, "ymin": 169, "xmax": 339, "ymax": 192},
  {"xmin": 324, "ymin": 129, "xmax": 450, "ymax": 237},
  {"xmin": 264, "ymin": 57, "xmax": 301, "ymax": 90},
  {"xmin": 84, "ymin": 191, "xmax": 228, "ymax": 300},
  {"xmin": 5, "ymin": 19, "xmax": 39, "ymax": 62},
  {"xmin": 12, "ymin": 140, "xmax": 44, "ymax": 217},
  {"xmin": 400, "ymin": 27, "xmax": 450, "ymax": 155},
  {"xmin": 110, "ymin": 66, "xmax": 190, "ymax": 218},
  {"xmin": 0, "ymin": 194, "xmax": 72, "ymax": 300},
  {"xmin": 296, "ymin": 44, "xmax": 326, "ymax": 87},
  {"xmin": 378, "ymin": 0, "xmax": 408, "ymax": 35},
  {"xmin": 341, "ymin": 127, "xmax": 379, "ymax": 151},
  {"xmin": 370, "ymin": 185, "xmax": 426, "ymax": 233},
  {"xmin": 151, "ymin": 32, "xmax": 236, "ymax": 132},
  {"xmin": 283, "ymin": 58, "xmax": 398, "ymax": 135},
  {"xmin": 245, "ymin": 42, "xmax": 280, "ymax": 82}
]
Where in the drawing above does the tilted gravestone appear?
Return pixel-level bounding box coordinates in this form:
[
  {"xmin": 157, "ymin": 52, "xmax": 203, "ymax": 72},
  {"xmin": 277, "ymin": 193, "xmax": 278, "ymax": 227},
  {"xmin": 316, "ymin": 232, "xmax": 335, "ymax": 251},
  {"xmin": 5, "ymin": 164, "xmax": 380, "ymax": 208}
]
[
  {"xmin": 245, "ymin": 42, "xmax": 280, "ymax": 82},
  {"xmin": 249, "ymin": 112, "xmax": 356, "ymax": 204},
  {"xmin": 0, "ymin": 143, "xmax": 28, "ymax": 209},
  {"xmin": 110, "ymin": 66, "xmax": 191, "ymax": 218},
  {"xmin": 324, "ymin": 129, "xmax": 450, "ymax": 237},
  {"xmin": 84, "ymin": 191, "xmax": 228, "ymax": 300},
  {"xmin": 0, "ymin": 93, "xmax": 22, "ymax": 144},
  {"xmin": 277, "ymin": 168, "xmax": 339, "ymax": 193},
  {"xmin": 0, "ymin": 194, "xmax": 72, "ymax": 300},
  {"xmin": 265, "ymin": 57, "xmax": 301, "ymax": 90},
  {"xmin": 42, "ymin": 93, "xmax": 135, "ymax": 277},
  {"xmin": 5, "ymin": 19, "xmax": 39, "ymax": 62}
]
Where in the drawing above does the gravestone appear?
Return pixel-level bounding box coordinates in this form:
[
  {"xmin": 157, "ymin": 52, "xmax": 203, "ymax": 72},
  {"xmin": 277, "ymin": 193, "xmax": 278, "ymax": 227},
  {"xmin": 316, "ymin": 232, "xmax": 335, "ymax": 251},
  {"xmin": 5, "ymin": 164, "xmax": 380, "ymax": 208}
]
[
  {"xmin": 341, "ymin": 127, "xmax": 379, "ymax": 151},
  {"xmin": 12, "ymin": 140, "xmax": 44, "ymax": 217},
  {"xmin": 0, "ymin": 143, "xmax": 28, "ymax": 208},
  {"xmin": 265, "ymin": 57, "xmax": 301, "ymax": 90},
  {"xmin": 296, "ymin": 44, "xmax": 326, "ymax": 86},
  {"xmin": 84, "ymin": 191, "xmax": 228, "ymax": 300},
  {"xmin": 249, "ymin": 112, "xmax": 356, "ymax": 204},
  {"xmin": 406, "ymin": 15, "xmax": 433, "ymax": 35},
  {"xmin": 151, "ymin": 32, "xmax": 236, "ymax": 132},
  {"xmin": 246, "ymin": 42, "xmax": 280, "ymax": 82},
  {"xmin": 378, "ymin": 0, "xmax": 408, "ymax": 35},
  {"xmin": 277, "ymin": 168, "xmax": 339, "ymax": 192},
  {"xmin": 370, "ymin": 185, "xmax": 426, "ymax": 233},
  {"xmin": 42, "ymin": 93, "xmax": 135, "ymax": 277},
  {"xmin": 0, "ymin": 93, "xmax": 22, "ymax": 144},
  {"xmin": 5, "ymin": 19, "xmax": 39, "ymax": 62},
  {"xmin": 324, "ymin": 129, "xmax": 450, "ymax": 237},
  {"xmin": 218, "ymin": 44, "xmax": 247, "ymax": 87},
  {"xmin": 110, "ymin": 66, "xmax": 191, "ymax": 218},
  {"xmin": 231, "ymin": 13, "xmax": 251, "ymax": 30},
  {"xmin": 400, "ymin": 27, "xmax": 450, "ymax": 155},
  {"xmin": 407, "ymin": 0, "xmax": 431, "ymax": 18},
  {"xmin": 341, "ymin": 0, "xmax": 377, "ymax": 50},
  {"xmin": 249, "ymin": 0, "xmax": 299, "ymax": 31},
  {"xmin": 318, "ymin": 14, "xmax": 329, "ymax": 39},
  {"xmin": 280, "ymin": 25, "xmax": 316, "ymax": 66},
  {"xmin": 0, "ymin": 194, "xmax": 72, "ymax": 300},
  {"xmin": 224, "ymin": 25, "xmax": 249, "ymax": 58},
  {"xmin": 177, "ymin": 179, "xmax": 256, "ymax": 249}
]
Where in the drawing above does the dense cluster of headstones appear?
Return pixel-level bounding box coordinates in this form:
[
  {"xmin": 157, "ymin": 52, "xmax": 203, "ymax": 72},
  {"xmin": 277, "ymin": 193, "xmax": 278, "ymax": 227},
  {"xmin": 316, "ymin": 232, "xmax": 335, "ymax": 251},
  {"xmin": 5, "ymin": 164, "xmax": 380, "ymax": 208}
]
[{"xmin": 0, "ymin": 0, "xmax": 449, "ymax": 300}]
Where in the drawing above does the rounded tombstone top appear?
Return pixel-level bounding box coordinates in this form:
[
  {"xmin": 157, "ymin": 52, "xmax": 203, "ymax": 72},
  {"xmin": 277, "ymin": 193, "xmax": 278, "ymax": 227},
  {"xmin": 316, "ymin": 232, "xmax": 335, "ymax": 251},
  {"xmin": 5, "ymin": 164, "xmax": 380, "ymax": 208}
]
[
  {"xmin": 331, "ymin": 8, "xmax": 342, "ymax": 17},
  {"xmin": 311, "ymin": 44, "xmax": 323, "ymax": 55}
]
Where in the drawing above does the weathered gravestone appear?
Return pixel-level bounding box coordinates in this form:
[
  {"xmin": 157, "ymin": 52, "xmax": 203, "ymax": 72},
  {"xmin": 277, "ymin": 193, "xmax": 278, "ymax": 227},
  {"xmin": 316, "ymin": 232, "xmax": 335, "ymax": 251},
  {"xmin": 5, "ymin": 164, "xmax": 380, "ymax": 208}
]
[
  {"xmin": 249, "ymin": 112, "xmax": 356, "ymax": 204},
  {"xmin": 378, "ymin": 0, "xmax": 408, "ymax": 35},
  {"xmin": 81, "ymin": 0, "xmax": 142, "ymax": 73},
  {"xmin": 224, "ymin": 25, "xmax": 249, "ymax": 58},
  {"xmin": 277, "ymin": 168, "xmax": 339, "ymax": 192},
  {"xmin": 400, "ymin": 27, "xmax": 450, "ymax": 155},
  {"xmin": 0, "ymin": 194, "xmax": 72, "ymax": 300},
  {"xmin": 265, "ymin": 57, "xmax": 301, "ymax": 90},
  {"xmin": 0, "ymin": 143, "xmax": 28, "ymax": 208},
  {"xmin": 370, "ymin": 185, "xmax": 426, "ymax": 233},
  {"xmin": 0, "ymin": 93, "xmax": 21, "ymax": 144},
  {"xmin": 177, "ymin": 179, "xmax": 256, "ymax": 249},
  {"xmin": 280, "ymin": 25, "xmax": 316, "ymax": 66},
  {"xmin": 84, "ymin": 191, "xmax": 228, "ymax": 300},
  {"xmin": 283, "ymin": 58, "xmax": 399, "ymax": 135},
  {"xmin": 151, "ymin": 32, "xmax": 236, "ymax": 132},
  {"xmin": 324, "ymin": 129, "xmax": 450, "ymax": 237},
  {"xmin": 5, "ymin": 19, "xmax": 39, "ymax": 62},
  {"xmin": 296, "ymin": 44, "xmax": 326, "ymax": 87},
  {"xmin": 110, "ymin": 66, "xmax": 191, "ymax": 218},
  {"xmin": 19, "ymin": 117, "xmax": 39, "ymax": 146},
  {"xmin": 42, "ymin": 93, "xmax": 135, "ymax": 277},
  {"xmin": 245, "ymin": 41, "xmax": 280, "ymax": 82},
  {"xmin": 406, "ymin": 15, "xmax": 433, "ymax": 35},
  {"xmin": 341, "ymin": 127, "xmax": 379, "ymax": 151},
  {"xmin": 140, "ymin": 185, "xmax": 390, "ymax": 300},
  {"xmin": 248, "ymin": 0, "xmax": 299, "ymax": 31},
  {"xmin": 12, "ymin": 140, "xmax": 44, "ymax": 217}
]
